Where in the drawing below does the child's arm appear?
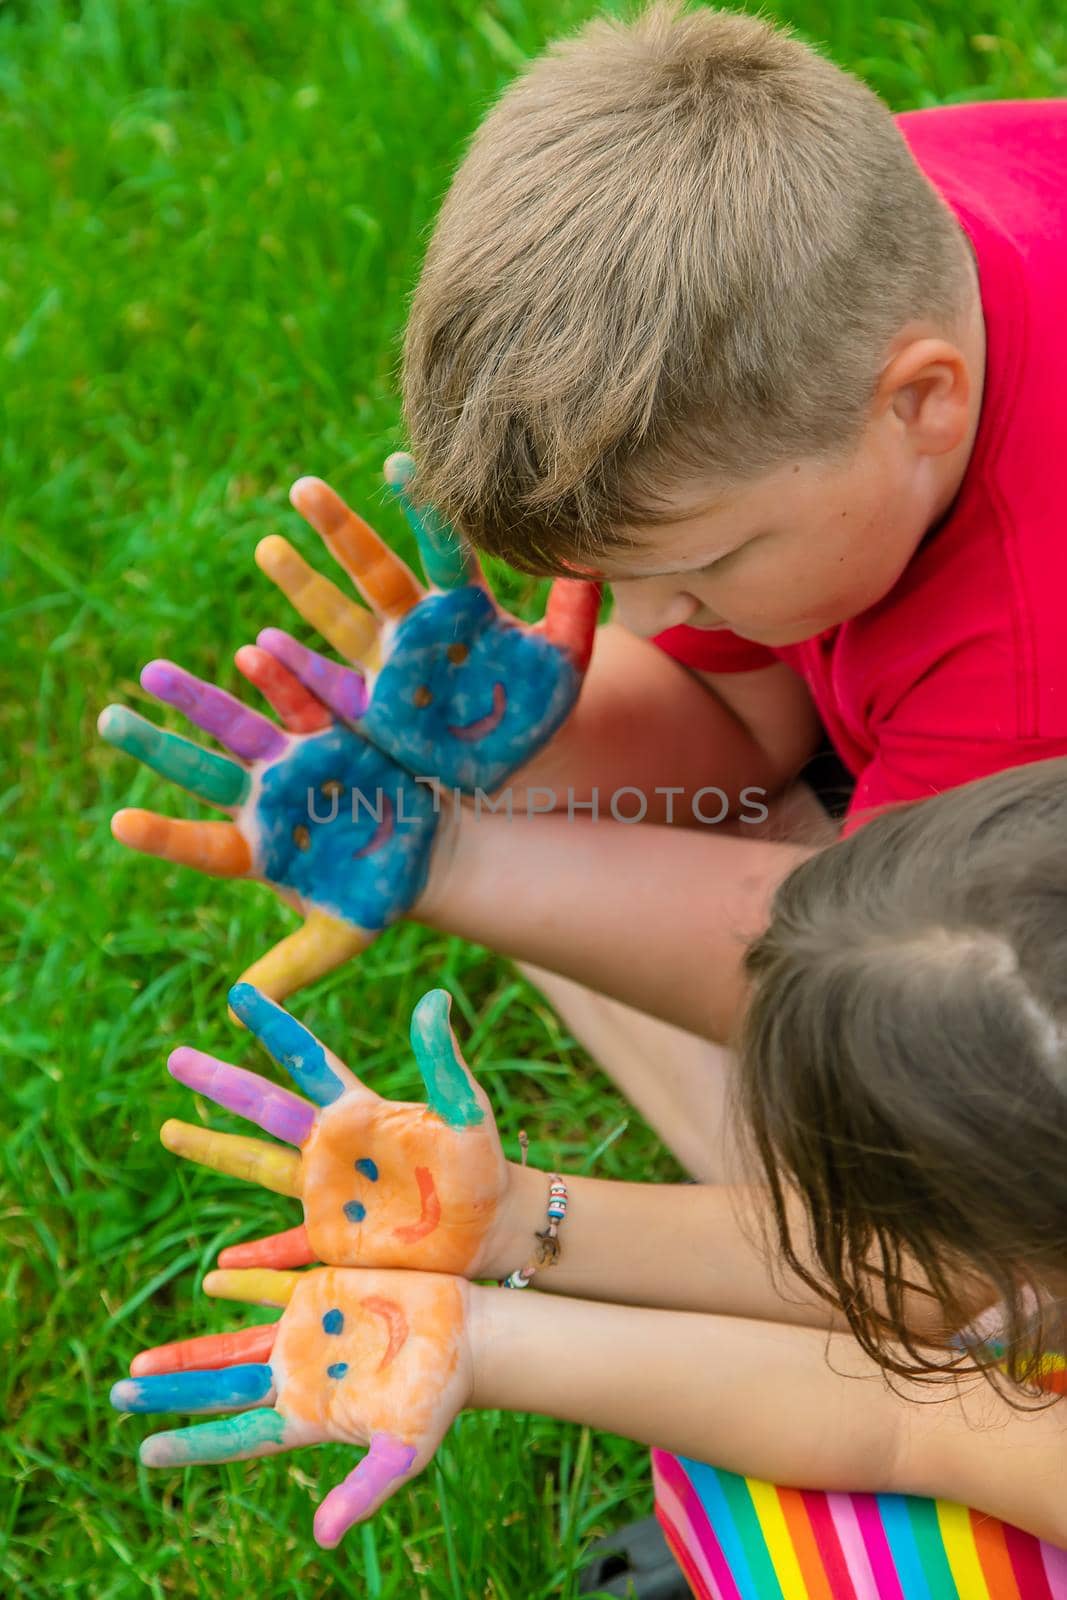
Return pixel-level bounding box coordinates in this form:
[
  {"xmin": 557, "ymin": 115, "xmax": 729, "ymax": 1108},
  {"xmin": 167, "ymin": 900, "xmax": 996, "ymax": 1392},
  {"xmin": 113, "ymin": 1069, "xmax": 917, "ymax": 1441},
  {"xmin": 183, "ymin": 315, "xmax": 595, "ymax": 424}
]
[
  {"xmin": 510, "ymin": 621, "xmax": 823, "ymax": 821},
  {"xmin": 419, "ymin": 805, "xmax": 813, "ymax": 1040},
  {"xmin": 471, "ymin": 1290, "xmax": 1067, "ymax": 1548}
]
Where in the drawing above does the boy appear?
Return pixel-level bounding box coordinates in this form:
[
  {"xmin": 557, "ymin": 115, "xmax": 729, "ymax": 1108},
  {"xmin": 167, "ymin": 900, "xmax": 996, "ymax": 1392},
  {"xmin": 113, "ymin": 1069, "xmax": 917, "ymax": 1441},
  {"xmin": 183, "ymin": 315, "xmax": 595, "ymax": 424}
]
[{"xmin": 394, "ymin": 0, "xmax": 1067, "ymax": 1175}]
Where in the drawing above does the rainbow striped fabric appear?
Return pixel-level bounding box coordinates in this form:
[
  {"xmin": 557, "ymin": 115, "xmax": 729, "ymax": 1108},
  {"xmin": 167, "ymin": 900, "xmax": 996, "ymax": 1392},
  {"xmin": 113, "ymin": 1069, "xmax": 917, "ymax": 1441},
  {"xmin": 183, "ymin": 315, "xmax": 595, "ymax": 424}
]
[{"xmin": 651, "ymin": 1449, "xmax": 1067, "ymax": 1599}]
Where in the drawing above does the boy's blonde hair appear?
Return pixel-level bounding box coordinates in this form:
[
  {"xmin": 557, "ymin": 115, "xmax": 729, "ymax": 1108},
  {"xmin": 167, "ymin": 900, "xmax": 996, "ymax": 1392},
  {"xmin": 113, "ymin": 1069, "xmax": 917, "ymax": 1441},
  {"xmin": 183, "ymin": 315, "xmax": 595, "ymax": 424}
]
[{"xmin": 400, "ymin": 1, "xmax": 975, "ymax": 573}]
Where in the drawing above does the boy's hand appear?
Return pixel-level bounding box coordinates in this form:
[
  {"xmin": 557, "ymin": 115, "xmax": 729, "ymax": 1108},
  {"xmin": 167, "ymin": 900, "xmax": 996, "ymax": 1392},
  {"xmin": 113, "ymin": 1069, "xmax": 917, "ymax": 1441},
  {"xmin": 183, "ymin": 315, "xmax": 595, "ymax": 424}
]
[
  {"xmin": 161, "ymin": 984, "xmax": 510, "ymax": 1277},
  {"xmin": 111, "ymin": 1264, "xmax": 472, "ymax": 1547},
  {"xmin": 253, "ymin": 456, "xmax": 600, "ymax": 794},
  {"xmin": 98, "ymin": 649, "xmax": 439, "ymax": 1003}
]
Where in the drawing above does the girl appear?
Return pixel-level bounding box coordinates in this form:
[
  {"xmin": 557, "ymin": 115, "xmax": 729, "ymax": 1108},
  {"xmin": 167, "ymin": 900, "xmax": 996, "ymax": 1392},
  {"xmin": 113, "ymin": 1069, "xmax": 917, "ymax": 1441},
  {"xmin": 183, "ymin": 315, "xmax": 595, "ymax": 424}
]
[{"xmin": 112, "ymin": 756, "xmax": 1067, "ymax": 1589}]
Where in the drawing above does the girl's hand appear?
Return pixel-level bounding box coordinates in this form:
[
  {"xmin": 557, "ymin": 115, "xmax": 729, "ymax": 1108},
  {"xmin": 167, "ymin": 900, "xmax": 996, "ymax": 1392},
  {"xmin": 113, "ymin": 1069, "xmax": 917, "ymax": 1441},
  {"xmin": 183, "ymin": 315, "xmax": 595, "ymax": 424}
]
[
  {"xmin": 252, "ymin": 457, "xmax": 600, "ymax": 795},
  {"xmin": 162, "ymin": 983, "xmax": 510, "ymax": 1278},
  {"xmin": 111, "ymin": 1265, "xmax": 472, "ymax": 1547},
  {"xmin": 98, "ymin": 649, "xmax": 440, "ymax": 1003}
]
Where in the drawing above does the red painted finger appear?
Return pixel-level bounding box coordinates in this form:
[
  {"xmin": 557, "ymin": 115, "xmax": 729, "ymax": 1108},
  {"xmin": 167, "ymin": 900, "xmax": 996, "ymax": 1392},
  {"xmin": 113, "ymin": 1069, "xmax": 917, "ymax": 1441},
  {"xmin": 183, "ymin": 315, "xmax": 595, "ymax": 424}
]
[
  {"xmin": 217, "ymin": 1224, "xmax": 316, "ymax": 1271},
  {"xmin": 130, "ymin": 1322, "xmax": 278, "ymax": 1378},
  {"xmin": 235, "ymin": 645, "xmax": 332, "ymax": 734}
]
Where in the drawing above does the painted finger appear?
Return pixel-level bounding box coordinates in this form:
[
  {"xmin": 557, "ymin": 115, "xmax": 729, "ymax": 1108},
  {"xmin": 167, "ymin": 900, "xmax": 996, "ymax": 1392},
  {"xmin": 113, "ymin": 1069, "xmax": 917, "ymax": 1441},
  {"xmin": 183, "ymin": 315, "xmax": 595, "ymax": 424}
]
[
  {"xmin": 168, "ymin": 1047, "xmax": 316, "ymax": 1146},
  {"xmin": 255, "ymin": 536, "xmax": 380, "ymax": 668},
  {"xmin": 383, "ymin": 452, "xmax": 479, "ymax": 592},
  {"xmin": 111, "ymin": 1364, "xmax": 275, "ymax": 1416},
  {"xmin": 256, "ymin": 628, "xmax": 368, "ymax": 723},
  {"xmin": 227, "ymin": 983, "xmax": 364, "ymax": 1107},
  {"xmin": 111, "ymin": 810, "xmax": 253, "ymax": 877},
  {"xmin": 140, "ymin": 660, "xmax": 286, "ymax": 763},
  {"xmin": 235, "ymin": 912, "xmax": 372, "ymax": 1011},
  {"xmin": 202, "ymin": 1268, "xmax": 301, "ymax": 1308},
  {"xmin": 131, "ymin": 1323, "xmax": 278, "ymax": 1378},
  {"xmin": 217, "ymin": 1224, "xmax": 315, "ymax": 1271},
  {"xmin": 234, "ymin": 644, "xmax": 332, "ymax": 734},
  {"xmin": 539, "ymin": 578, "xmax": 602, "ymax": 675},
  {"xmin": 97, "ymin": 706, "xmax": 250, "ymax": 807},
  {"xmin": 139, "ymin": 1408, "xmax": 293, "ymax": 1467},
  {"xmin": 160, "ymin": 1119, "xmax": 302, "ymax": 1198},
  {"xmin": 409, "ymin": 989, "xmax": 487, "ymax": 1130},
  {"xmin": 314, "ymin": 1433, "xmax": 420, "ymax": 1547},
  {"xmin": 290, "ymin": 476, "xmax": 424, "ymax": 622}
]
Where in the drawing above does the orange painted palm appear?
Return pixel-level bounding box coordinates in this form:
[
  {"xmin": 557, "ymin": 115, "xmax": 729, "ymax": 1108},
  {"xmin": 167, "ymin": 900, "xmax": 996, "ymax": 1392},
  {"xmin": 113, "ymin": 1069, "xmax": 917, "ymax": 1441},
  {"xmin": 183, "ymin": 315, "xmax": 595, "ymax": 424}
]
[
  {"xmin": 111, "ymin": 1265, "xmax": 472, "ymax": 1547},
  {"xmin": 162, "ymin": 983, "xmax": 509, "ymax": 1278}
]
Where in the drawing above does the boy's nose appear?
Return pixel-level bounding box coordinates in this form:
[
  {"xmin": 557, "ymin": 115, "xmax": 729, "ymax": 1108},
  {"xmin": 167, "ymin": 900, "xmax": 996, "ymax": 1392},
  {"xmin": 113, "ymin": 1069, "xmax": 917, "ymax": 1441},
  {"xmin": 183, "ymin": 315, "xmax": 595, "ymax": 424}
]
[{"xmin": 609, "ymin": 580, "xmax": 699, "ymax": 638}]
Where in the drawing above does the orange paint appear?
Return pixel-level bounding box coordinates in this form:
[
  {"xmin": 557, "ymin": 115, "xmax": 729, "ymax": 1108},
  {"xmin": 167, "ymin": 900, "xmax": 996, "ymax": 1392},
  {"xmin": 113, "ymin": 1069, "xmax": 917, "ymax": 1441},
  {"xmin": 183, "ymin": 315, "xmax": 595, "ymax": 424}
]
[
  {"xmin": 112, "ymin": 810, "xmax": 252, "ymax": 876},
  {"xmin": 361, "ymin": 1296, "xmax": 409, "ymax": 1371},
  {"xmin": 392, "ymin": 1167, "xmax": 441, "ymax": 1244}
]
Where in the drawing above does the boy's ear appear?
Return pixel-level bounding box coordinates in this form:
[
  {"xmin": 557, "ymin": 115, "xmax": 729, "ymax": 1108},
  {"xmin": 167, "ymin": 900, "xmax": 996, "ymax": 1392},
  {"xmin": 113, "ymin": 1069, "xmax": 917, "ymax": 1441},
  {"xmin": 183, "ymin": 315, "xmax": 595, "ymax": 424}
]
[{"xmin": 880, "ymin": 335, "xmax": 973, "ymax": 454}]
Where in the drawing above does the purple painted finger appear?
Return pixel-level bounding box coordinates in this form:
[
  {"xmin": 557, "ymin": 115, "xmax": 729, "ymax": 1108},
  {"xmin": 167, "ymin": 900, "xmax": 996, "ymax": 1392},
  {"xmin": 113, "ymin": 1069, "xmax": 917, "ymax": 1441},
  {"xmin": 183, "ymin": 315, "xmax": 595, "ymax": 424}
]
[
  {"xmin": 140, "ymin": 660, "xmax": 287, "ymax": 763},
  {"xmin": 313, "ymin": 1432, "xmax": 418, "ymax": 1546},
  {"xmin": 168, "ymin": 1047, "xmax": 316, "ymax": 1147},
  {"xmin": 257, "ymin": 630, "xmax": 369, "ymax": 722}
]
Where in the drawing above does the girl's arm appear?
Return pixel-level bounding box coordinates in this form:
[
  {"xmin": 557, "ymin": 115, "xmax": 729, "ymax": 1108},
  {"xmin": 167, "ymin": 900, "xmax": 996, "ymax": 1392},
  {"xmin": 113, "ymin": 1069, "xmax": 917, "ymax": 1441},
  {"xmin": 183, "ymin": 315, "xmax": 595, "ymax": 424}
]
[
  {"xmin": 484, "ymin": 1167, "xmax": 994, "ymax": 1341},
  {"xmin": 469, "ymin": 1288, "xmax": 1067, "ymax": 1548}
]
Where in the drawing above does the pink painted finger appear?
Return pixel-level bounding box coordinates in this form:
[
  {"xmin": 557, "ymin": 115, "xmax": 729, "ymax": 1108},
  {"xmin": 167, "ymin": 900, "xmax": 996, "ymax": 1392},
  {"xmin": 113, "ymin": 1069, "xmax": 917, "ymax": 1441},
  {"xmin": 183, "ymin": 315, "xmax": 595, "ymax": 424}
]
[
  {"xmin": 167, "ymin": 1047, "xmax": 316, "ymax": 1146},
  {"xmin": 131, "ymin": 1323, "xmax": 278, "ymax": 1378},
  {"xmin": 256, "ymin": 629, "xmax": 369, "ymax": 721},
  {"xmin": 217, "ymin": 1224, "xmax": 316, "ymax": 1271},
  {"xmin": 539, "ymin": 579, "xmax": 601, "ymax": 674},
  {"xmin": 313, "ymin": 1433, "xmax": 420, "ymax": 1546},
  {"xmin": 140, "ymin": 660, "xmax": 287, "ymax": 762},
  {"xmin": 234, "ymin": 644, "xmax": 332, "ymax": 734}
]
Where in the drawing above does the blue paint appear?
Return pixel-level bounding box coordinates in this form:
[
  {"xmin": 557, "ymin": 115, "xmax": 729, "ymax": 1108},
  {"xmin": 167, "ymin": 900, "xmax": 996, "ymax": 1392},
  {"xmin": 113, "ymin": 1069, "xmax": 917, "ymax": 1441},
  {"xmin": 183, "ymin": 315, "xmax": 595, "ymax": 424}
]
[
  {"xmin": 360, "ymin": 588, "xmax": 580, "ymax": 793},
  {"xmin": 254, "ymin": 724, "xmax": 438, "ymax": 932},
  {"xmin": 326, "ymin": 1362, "xmax": 349, "ymax": 1380},
  {"xmin": 410, "ymin": 989, "xmax": 485, "ymax": 1129},
  {"xmin": 343, "ymin": 1200, "xmax": 366, "ymax": 1222},
  {"xmin": 229, "ymin": 982, "xmax": 346, "ymax": 1107},
  {"xmin": 354, "ymin": 1158, "xmax": 379, "ymax": 1181},
  {"xmin": 110, "ymin": 1364, "xmax": 273, "ymax": 1415},
  {"xmin": 322, "ymin": 1308, "xmax": 344, "ymax": 1335}
]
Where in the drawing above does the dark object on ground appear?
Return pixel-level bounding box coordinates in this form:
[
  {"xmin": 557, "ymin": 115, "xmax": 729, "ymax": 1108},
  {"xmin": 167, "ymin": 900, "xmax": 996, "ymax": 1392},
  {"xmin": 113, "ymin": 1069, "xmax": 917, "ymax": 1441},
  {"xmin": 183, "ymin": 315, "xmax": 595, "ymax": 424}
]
[{"xmin": 577, "ymin": 1514, "xmax": 692, "ymax": 1598}]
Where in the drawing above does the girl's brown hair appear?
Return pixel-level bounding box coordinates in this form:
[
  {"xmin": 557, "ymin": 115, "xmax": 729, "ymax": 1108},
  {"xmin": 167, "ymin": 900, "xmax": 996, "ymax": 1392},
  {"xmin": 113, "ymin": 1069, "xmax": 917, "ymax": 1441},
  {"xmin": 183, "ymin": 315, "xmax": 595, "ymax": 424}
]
[
  {"xmin": 400, "ymin": 1, "xmax": 975, "ymax": 573},
  {"xmin": 739, "ymin": 760, "xmax": 1067, "ymax": 1398}
]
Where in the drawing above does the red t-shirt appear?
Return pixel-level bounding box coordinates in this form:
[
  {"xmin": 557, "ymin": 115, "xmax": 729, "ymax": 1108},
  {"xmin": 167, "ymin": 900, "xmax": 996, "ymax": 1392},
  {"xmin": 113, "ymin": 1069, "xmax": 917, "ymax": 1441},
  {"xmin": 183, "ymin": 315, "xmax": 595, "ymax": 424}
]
[{"xmin": 654, "ymin": 100, "xmax": 1067, "ymax": 831}]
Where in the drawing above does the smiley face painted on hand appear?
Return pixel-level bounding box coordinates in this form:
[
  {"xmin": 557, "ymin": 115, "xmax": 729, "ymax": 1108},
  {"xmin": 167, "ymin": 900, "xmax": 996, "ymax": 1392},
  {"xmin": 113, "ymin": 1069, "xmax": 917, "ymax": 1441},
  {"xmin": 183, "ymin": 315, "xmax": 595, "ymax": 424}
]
[
  {"xmin": 360, "ymin": 588, "xmax": 579, "ymax": 792},
  {"xmin": 253, "ymin": 724, "xmax": 438, "ymax": 929}
]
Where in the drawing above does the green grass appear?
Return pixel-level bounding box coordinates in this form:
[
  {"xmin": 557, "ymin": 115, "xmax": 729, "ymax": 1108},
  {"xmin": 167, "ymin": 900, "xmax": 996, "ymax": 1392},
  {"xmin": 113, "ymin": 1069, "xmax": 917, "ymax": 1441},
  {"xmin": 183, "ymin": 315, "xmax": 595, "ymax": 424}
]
[{"xmin": 1, "ymin": 0, "xmax": 1063, "ymax": 1594}]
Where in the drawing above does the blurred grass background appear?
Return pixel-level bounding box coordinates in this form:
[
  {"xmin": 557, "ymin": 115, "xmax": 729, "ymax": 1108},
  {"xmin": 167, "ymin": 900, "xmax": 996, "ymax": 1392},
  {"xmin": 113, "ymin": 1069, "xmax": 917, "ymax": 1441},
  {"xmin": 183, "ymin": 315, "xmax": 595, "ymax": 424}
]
[{"xmin": 1, "ymin": 0, "xmax": 1063, "ymax": 1594}]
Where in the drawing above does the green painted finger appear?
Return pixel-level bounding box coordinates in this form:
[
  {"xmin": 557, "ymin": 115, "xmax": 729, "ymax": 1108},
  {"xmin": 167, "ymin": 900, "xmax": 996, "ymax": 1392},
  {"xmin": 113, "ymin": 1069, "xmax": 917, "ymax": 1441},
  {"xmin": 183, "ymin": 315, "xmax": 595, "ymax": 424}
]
[
  {"xmin": 98, "ymin": 705, "xmax": 250, "ymax": 807},
  {"xmin": 409, "ymin": 988, "xmax": 485, "ymax": 1129},
  {"xmin": 383, "ymin": 452, "xmax": 478, "ymax": 592}
]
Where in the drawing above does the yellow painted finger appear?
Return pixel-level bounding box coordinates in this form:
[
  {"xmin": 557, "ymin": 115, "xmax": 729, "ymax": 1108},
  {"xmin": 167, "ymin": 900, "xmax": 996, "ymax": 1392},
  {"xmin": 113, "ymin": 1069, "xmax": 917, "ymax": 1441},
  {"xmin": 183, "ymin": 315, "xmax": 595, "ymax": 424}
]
[
  {"xmin": 160, "ymin": 1119, "xmax": 302, "ymax": 1198},
  {"xmin": 255, "ymin": 536, "xmax": 381, "ymax": 670},
  {"xmin": 236, "ymin": 912, "xmax": 372, "ymax": 1009},
  {"xmin": 290, "ymin": 477, "xmax": 424, "ymax": 622},
  {"xmin": 203, "ymin": 1268, "xmax": 300, "ymax": 1308}
]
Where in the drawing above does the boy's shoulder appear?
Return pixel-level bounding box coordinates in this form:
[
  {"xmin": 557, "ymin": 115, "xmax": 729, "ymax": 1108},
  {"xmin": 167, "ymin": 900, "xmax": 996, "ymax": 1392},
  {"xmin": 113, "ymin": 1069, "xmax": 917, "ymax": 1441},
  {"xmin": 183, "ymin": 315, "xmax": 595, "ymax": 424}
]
[{"xmin": 893, "ymin": 98, "xmax": 1067, "ymax": 230}]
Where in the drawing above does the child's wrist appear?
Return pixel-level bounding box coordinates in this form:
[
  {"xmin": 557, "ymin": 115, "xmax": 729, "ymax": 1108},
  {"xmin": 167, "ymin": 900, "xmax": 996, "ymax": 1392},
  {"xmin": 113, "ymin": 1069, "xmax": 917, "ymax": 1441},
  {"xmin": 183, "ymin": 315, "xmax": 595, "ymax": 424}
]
[
  {"xmin": 408, "ymin": 792, "xmax": 465, "ymax": 924},
  {"xmin": 481, "ymin": 1158, "xmax": 556, "ymax": 1281}
]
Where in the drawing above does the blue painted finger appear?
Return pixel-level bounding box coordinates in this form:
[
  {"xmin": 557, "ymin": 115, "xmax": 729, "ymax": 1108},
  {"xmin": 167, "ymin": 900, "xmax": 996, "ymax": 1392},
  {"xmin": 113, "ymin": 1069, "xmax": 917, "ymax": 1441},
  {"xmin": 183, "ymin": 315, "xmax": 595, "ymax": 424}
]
[
  {"xmin": 227, "ymin": 983, "xmax": 347, "ymax": 1106},
  {"xmin": 98, "ymin": 706, "xmax": 251, "ymax": 806},
  {"xmin": 409, "ymin": 989, "xmax": 485, "ymax": 1129},
  {"xmin": 383, "ymin": 452, "xmax": 478, "ymax": 592},
  {"xmin": 139, "ymin": 1406, "xmax": 290, "ymax": 1466},
  {"xmin": 110, "ymin": 1363, "xmax": 275, "ymax": 1415}
]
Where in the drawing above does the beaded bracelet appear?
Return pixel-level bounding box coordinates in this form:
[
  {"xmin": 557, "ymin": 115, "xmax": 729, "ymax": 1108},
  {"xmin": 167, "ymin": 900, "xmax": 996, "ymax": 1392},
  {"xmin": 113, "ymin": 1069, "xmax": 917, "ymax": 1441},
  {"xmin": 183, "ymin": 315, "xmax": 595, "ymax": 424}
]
[{"xmin": 499, "ymin": 1130, "xmax": 568, "ymax": 1290}]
